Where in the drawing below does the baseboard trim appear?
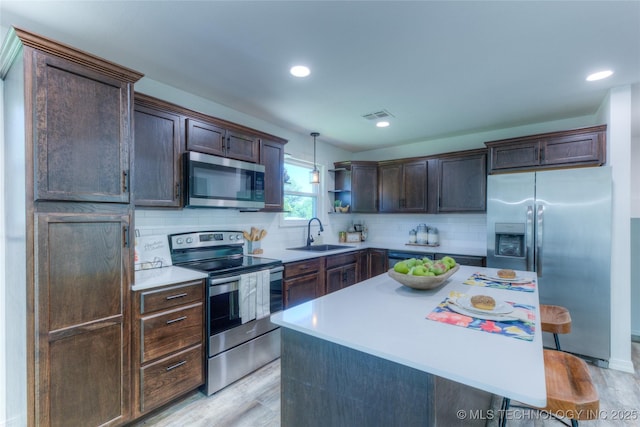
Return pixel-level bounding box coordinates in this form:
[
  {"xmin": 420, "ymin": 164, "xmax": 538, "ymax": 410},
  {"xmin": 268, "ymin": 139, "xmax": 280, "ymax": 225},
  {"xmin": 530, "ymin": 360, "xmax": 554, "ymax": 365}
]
[{"xmin": 608, "ymin": 357, "xmax": 635, "ymax": 373}]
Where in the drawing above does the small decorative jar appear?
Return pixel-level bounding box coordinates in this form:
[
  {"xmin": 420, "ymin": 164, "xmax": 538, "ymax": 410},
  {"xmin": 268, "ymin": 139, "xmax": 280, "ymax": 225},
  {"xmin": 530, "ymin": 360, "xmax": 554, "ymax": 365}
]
[
  {"xmin": 427, "ymin": 227, "xmax": 439, "ymax": 245},
  {"xmin": 416, "ymin": 224, "xmax": 428, "ymax": 244},
  {"xmin": 409, "ymin": 229, "xmax": 417, "ymax": 243}
]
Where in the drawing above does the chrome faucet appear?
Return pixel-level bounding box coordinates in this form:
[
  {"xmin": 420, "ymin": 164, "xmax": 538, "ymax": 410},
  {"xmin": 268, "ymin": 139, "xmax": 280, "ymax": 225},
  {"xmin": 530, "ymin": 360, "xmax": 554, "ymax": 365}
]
[{"xmin": 306, "ymin": 217, "xmax": 324, "ymax": 246}]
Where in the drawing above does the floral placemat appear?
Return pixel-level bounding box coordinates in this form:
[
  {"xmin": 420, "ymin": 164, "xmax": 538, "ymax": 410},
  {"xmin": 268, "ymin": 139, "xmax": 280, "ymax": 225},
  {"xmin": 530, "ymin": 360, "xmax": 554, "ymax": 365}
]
[
  {"xmin": 426, "ymin": 292, "xmax": 536, "ymax": 341},
  {"xmin": 463, "ymin": 273, "xmax": 536, "ymax": 293}
]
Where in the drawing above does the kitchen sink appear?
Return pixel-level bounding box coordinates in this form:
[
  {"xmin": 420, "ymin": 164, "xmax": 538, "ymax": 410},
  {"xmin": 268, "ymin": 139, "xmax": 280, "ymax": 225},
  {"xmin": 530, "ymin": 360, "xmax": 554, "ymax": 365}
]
[{"xmin": 287, "ymin": 244, "xmax": 355, "ymax": 252}]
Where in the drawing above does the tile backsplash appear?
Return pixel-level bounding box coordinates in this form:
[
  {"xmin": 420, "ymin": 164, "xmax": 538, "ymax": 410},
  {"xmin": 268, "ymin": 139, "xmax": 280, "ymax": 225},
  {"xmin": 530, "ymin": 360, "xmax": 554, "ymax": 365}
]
[{"xmin": 135, "ymin": 209, "xmax": 487, "ymax": 253}]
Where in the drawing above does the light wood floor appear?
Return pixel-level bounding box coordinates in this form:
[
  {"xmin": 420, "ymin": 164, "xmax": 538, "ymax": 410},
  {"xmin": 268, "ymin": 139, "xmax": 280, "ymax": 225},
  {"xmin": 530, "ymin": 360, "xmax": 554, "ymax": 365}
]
[{"xmin": 131, "ymin": 342, "xmax": 640, "ymax": 427}]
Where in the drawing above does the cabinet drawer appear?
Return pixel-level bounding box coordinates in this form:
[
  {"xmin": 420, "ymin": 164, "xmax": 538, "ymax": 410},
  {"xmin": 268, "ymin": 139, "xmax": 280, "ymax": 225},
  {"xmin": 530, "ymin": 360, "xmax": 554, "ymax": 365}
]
[
  {"xmin": 285, "ymin": 258, "xmax": 322, "ymax": 279},
  {"xmin": 141, "ymin": 303, "xmax": 203, "ymax": 363},
  {"xmin": 325, "ymin": 252, "xmax": 358, "ymax": 269},
  {"xmin": 140, "ymin": 280, "xmax": 204, "ymax": 314},
  {"xmin": 140, "ymin": 344, "xmax": 204, "ymax": 412}
]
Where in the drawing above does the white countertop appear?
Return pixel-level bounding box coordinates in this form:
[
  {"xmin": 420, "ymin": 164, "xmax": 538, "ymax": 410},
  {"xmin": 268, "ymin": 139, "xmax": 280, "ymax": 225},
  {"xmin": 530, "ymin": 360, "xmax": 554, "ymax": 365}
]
[
  {"xmin": 133, "ymin": 266, "xmax": 209, "ymax": 291},
  {"xmin": 270, "ymin": 265, "xmax": 546, "ymax": 407}
]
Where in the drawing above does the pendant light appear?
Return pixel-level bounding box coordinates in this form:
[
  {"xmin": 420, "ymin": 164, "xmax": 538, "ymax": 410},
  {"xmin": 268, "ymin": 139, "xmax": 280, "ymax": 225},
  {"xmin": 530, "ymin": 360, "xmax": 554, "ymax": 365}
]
[{"xmin": 309, "ymin": 132, "xmax": 320, "ymax": 184}]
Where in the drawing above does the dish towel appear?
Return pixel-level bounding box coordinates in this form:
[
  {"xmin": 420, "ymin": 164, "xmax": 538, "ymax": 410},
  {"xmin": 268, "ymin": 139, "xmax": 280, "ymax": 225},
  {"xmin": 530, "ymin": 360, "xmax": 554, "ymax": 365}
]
[
  {"xmin": 255, "ymin": 269, "xmax": 272, "ymax": 320},
  {"xmin": 239, "ymin": 272, "xmax": 257, "ymax": 324}
]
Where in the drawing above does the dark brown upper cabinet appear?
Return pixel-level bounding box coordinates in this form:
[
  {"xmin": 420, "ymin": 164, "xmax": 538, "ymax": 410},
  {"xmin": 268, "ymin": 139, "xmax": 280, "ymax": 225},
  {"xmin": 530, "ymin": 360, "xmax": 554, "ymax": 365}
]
[
  {"xmin": 351, "ymin": 162, "xmax": 378, "ymax": 213},
  {"xmin": 185, "ymin": 118, "xmax": 259, "ymax": 163},
  {"xmin": 485, "ymin": 125, "xmax": 606, "ymax": 174},
  {"xmin": 436, "ymin": 149, "xmax": 487, "ymax": 213},
  {"xmin": 260, "ymin": 138, "xmax": 287, "ymax": 211},
  {"xmin": 33, "ymin": 50, "xmax": 136, "ymax": 203},
  {"xmin": 134, "ymin": 94, "xmax": 183, "ymax": 208},
  {"xmin": 378, "ymin": 159, "xmax": 428, "ymax": 213},
  {"xmin": 331, "ymin": 161, "xmax": 378, "ymax": 213}
]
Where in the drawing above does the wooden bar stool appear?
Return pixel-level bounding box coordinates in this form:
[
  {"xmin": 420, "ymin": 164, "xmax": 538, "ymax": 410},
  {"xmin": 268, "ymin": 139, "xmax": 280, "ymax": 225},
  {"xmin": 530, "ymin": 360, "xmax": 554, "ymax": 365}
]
[
  {"xmin": 501, "ymin": 349, "xmax": 599, "ymax": 427},
  {"xmin": 540, "ymin": 304, "xmax": 572, "ymax": 351}
]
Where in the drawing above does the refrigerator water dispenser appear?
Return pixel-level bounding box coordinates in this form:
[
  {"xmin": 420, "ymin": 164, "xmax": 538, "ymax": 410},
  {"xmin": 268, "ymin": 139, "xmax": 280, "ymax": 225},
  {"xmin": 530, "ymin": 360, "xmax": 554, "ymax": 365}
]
[{"xmin": 495, "ymin": 223, "xmax": 525, "ymax": 258}]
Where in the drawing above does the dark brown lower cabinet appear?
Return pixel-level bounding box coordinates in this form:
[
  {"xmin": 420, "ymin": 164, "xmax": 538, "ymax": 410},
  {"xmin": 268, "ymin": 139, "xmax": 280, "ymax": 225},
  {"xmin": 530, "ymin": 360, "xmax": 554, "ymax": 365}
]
[
  {"xmin": 325, "ymin": 252, "xmax": 358, "ymax": 294},
  {"xmin": 368, "ymin": 248, "xmax": 389, "ymax": 277},
  {"xmin": 284, "ymin": 258, "xmax": 324, "ymax": 308},
  {"xmin": 357, "ymin": 249, "xmax": 388, "ymax": 282},
  {"xmin": 133, "ymin": 280, "xmax": 205, "ymax": 418}
]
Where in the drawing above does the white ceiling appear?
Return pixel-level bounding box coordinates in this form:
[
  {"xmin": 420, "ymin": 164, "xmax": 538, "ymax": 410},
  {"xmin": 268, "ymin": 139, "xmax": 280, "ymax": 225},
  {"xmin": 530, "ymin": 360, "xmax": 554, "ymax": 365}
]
[{"xmin": 1, "ymin": 1, "xmax": 639, "ymax": 152}]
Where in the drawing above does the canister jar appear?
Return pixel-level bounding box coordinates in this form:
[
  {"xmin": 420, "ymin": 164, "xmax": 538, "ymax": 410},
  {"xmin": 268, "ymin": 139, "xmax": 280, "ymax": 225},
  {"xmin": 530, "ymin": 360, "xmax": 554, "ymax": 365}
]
[
  {"xmin": 427, "ymin": 227, "xmax": 439, "ymax": 245},
  {"xmin": 409, "ymin": 229, "xmax": 417, "ymax": 243},
  {"xmin": 416, "ymin": 224, "xmax": 428, "ymax": 244}
]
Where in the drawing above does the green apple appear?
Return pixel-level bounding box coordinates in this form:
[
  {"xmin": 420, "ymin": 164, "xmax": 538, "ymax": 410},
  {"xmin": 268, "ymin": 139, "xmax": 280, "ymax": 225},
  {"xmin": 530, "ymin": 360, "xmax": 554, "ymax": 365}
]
[
  {"xmin": 394, "ymin": 261, "xmax": 410, "ymax": 274},
  {"xmin": 411, "ymin": 265, "xmax": 429, "ymax": 276},
  {"xmin": 441, "ymin": 256, "xmax": 456, "ymax": 269},
  {"xmin": 430, "ymin": 261, "xmax": 448, "ymax": 275},
  {"xmin": 406, "ymin": 258, "xmax": 418, "ymax": 267}
]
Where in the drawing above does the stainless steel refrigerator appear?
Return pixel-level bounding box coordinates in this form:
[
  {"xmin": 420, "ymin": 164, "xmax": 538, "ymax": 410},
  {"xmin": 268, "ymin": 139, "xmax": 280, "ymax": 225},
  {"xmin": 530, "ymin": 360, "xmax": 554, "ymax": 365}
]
[{"xmin": 487, "ymin": 166, "xmax": 612, "ymax": 365}]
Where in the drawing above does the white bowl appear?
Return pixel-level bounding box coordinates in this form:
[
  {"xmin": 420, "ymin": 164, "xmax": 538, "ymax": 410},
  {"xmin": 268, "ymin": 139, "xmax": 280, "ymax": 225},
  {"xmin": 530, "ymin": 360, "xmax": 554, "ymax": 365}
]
[{"xmin": 388, "ymin": 264, "xmax": 459, "ymax": 290}]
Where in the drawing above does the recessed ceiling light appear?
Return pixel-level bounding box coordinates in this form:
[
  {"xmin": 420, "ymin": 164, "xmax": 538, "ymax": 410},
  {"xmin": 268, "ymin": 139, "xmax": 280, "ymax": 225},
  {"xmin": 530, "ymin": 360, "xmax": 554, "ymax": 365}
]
[
  {"xmin": 586, "ymin": 70, "xmax": 614, "ymax": 81},
  {"xmin": 290, "ymin": 65, "xmax": 310, "ymax": 77},
  {"xmin": 376, "ymin": 121, "xmax": 390, "ymax": 128}
]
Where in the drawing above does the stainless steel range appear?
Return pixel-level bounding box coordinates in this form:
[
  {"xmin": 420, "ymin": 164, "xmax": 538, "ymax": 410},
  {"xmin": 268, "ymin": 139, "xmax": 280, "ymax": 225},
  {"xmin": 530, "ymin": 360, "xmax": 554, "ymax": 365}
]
[{"xmin": 169, "ymin": 231, "xmax": 283, "ymax": 395}]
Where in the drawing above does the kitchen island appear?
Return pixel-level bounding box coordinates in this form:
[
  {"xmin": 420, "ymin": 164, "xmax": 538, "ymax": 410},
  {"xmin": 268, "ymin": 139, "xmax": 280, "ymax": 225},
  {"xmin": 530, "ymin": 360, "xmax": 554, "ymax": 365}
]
[{"xmin": 270, "ymin": 265, "xmax": 544, "ymax": 426}]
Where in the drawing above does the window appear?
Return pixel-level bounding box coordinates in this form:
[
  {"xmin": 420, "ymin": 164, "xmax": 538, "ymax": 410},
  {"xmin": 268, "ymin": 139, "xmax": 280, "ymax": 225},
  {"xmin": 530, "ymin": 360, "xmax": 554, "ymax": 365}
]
[{"xmin": 283, "ymin": 159, "xmax": 318, "ymax": 222}]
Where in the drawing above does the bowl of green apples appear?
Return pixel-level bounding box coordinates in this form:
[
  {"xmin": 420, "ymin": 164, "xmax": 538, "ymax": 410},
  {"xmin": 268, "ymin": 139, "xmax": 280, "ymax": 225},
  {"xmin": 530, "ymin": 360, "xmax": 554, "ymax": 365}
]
[{"xmin": 387, "ymin": 256, "xmax": 458, "ymax": 290}]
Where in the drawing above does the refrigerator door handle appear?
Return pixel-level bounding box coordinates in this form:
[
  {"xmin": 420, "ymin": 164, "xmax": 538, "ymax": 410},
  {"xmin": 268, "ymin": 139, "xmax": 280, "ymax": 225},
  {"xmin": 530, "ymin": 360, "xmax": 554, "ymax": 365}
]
[
  {"xmin": 536, "ymin": 204, "xmax": 544, "ymax": 276},
  {"xmin": 526, "ymin": 205, "xmax": 534, "ymax": 271}
]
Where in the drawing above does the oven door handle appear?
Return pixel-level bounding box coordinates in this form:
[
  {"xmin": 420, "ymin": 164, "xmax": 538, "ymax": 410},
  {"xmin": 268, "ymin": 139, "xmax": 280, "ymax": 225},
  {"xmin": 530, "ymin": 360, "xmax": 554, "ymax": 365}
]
[
  {"xmin": 209, "ymin": 266, "xmax": 284, "ymax": 286},
  {"xmin": 210, "ymin": 274, "xmax": 243, "ymax": 286}
]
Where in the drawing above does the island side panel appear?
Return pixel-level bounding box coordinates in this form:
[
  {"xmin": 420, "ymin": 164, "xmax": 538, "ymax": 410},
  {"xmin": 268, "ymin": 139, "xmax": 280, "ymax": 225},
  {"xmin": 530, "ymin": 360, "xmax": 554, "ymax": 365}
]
[
  {"xmin": 280, "ymin": 328, "xmax": 492, "ymax": 426},
  {"xmin": 281, "ymin": 328, "xmax": 435, "ymax": 426}
]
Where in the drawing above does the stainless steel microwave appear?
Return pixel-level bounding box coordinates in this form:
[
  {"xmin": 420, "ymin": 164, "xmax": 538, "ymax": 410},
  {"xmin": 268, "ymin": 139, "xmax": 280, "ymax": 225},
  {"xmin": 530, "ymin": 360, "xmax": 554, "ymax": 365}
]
[{"xmin": 184, "ymin": 152, "xmax": 265, "ymax": 209}]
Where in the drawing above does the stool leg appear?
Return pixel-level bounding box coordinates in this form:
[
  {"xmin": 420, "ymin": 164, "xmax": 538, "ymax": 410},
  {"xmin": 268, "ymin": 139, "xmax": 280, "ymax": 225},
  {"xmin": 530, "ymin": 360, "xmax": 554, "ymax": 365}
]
[
  {"xmin": 571, "ymin": 419, "xmax": 578, "ymax": 427},
  {"xmin": 553, "ymin": 333, "xmax": 561, "ymax": 351}
]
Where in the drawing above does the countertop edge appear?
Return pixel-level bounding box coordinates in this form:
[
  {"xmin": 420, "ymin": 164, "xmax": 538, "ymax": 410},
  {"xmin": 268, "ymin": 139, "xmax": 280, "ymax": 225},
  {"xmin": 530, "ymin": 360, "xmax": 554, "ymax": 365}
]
[{"xmin": 133, "ymin": 266, "xmax": 209, "ymax": 291}]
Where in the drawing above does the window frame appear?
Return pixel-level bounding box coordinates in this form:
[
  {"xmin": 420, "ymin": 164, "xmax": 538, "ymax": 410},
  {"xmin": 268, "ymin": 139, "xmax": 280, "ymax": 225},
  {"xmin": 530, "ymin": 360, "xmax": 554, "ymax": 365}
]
[{"xmin": 280, "ymin": 157, "xmax": 323, "ymax": 228}]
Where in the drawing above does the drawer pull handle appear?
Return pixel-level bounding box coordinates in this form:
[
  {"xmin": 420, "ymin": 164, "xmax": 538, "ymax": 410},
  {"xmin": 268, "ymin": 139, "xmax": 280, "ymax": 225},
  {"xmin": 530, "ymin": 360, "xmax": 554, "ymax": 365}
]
[
  {"xmin": 166, "ymin": 316, "xmax": 187, "ymax": 325},
  {"xmin": 166, "ymin": 360, "xmax": 186, "ymax": 371},
  {"xmin": 166, "ymin": 293, "xmax": 188, "ymax": 300}
]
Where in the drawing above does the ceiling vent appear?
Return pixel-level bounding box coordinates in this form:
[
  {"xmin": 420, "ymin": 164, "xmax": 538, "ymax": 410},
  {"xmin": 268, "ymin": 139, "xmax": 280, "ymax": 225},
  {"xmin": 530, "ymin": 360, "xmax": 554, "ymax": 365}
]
[{"xmin": 362, "ymin": 109, "xmax": 394, "ymax": 121}]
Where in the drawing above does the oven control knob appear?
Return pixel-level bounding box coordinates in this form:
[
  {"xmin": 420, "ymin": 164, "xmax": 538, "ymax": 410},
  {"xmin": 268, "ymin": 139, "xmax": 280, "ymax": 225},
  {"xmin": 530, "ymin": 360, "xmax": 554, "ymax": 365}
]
[
  {"xmin": 236, "ymin": 233, "xmax": 243, "ymax": 241},
  {"xmin": 176, "ymin": 238, "xmax": 184, "ymax": 245},
  {"xmin": 186, "ymin": 237, "xmax": 193, "ymax": 244},
  {"xmin": 229, "ymin": 234, "xmax": 235, "ymax": 241}
]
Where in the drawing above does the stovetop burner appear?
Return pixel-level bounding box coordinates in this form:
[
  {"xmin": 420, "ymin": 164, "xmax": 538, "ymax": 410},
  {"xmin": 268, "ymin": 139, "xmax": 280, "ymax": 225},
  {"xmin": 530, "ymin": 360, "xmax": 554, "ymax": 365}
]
[
  {"xmin": 168, "ymin": 230, "xmax": 282, "ymax": 276},
  {"xmin": 176, "ymin": 255, "xmax": 281, "ymax": 276}
]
